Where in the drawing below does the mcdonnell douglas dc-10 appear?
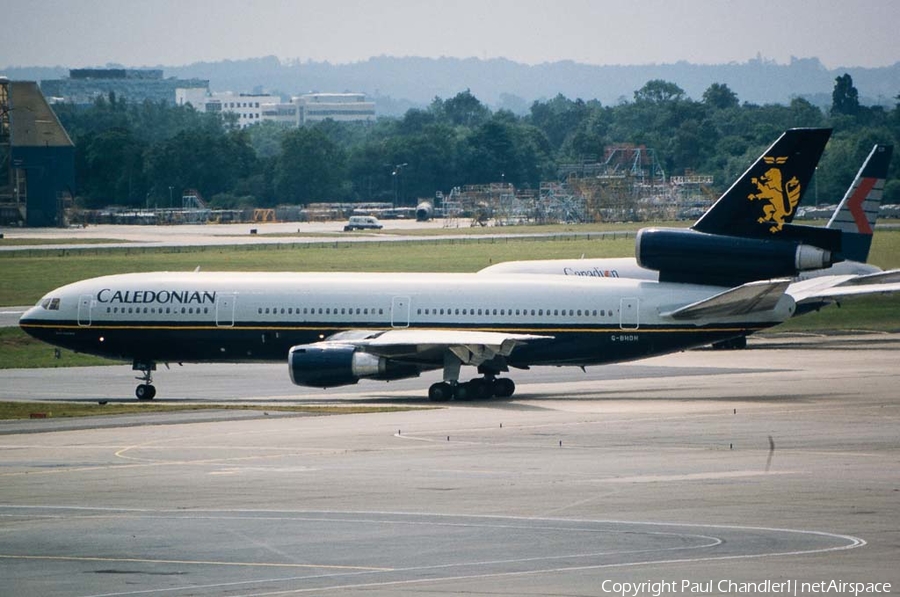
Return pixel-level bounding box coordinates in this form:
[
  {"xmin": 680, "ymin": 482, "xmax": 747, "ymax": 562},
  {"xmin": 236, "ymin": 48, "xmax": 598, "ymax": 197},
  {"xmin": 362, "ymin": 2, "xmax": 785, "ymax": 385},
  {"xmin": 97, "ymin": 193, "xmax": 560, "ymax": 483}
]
[{"xmin": 20, "ymin": 129, "xmax": 843, "ymax": 401}]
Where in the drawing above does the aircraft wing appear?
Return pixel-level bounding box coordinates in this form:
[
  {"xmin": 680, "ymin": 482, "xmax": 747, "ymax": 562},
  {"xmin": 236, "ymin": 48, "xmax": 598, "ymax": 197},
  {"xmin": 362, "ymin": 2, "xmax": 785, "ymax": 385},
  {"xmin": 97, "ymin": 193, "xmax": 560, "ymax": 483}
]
[
  {"xmin": 332, "ymin": 329, "xmax": 553, "ymax": 367},
  {"xmin": 660, "ymin": 279, "xmax": 792, "ymax": 320},
  {"xmin": 788, "ymin": 270, "xmax": 900, "ymax": 305}
]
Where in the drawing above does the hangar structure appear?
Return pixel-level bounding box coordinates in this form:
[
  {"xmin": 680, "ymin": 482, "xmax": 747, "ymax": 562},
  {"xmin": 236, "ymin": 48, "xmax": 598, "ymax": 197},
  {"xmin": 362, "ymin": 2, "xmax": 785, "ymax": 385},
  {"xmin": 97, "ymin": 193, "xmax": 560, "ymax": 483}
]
[{"xmin": 0, "ymin": 78, "xmax": 75, "ymax": 227}]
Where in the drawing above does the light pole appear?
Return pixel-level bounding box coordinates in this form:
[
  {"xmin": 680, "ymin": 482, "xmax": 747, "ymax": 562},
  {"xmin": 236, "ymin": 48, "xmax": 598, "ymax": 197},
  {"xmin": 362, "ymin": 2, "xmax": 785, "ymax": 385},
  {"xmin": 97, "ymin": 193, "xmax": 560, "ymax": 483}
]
[
  {"xmin": 168, "ymin": 186, "xmax": 173, "ymax": 208},
  {"xmin": 392, "ymin": 163, "xmax": 408, "ymax": 207}
]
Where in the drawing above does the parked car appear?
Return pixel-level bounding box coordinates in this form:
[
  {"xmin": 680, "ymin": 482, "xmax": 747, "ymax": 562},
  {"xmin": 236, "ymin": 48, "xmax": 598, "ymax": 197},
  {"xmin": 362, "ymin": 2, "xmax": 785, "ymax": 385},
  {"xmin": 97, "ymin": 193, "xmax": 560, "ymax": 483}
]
[{"xmin": 343, "ymin": 216, "xmax": 383, "ymax": 231}]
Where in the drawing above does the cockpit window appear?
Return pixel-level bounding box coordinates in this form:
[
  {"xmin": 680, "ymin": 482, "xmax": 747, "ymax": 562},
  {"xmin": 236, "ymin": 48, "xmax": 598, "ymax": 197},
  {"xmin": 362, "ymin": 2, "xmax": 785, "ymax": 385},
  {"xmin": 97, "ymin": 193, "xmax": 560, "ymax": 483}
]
[{"xmin": 40, "ymin": 298, "xmax": 61, "ymax": 310}]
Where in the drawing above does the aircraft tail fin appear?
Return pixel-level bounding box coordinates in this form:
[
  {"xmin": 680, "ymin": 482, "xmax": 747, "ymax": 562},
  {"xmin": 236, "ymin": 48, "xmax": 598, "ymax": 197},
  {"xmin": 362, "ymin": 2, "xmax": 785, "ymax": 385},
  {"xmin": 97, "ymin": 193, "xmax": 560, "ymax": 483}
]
[
  {"xmin": 826, "ymin": 144, "xmax": 893, "ymax": 262},
  {"xmin": 692, "ymin": 128, "xmax": 831, "ymax": 238}
]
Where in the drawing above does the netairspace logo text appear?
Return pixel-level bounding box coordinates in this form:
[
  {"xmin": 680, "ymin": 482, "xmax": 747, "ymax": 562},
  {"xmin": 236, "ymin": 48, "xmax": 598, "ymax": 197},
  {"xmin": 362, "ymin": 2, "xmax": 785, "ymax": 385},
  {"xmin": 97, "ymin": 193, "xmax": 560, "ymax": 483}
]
[{"xmin": 599, "ymin": 579, "xmax": 892, "ymax": 596}]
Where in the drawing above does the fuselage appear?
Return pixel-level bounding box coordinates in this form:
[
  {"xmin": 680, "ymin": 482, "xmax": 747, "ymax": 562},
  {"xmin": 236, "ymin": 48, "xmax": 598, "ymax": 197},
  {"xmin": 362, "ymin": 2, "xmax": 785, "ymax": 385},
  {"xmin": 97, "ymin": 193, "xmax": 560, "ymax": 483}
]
[
  {"xmin": 478, "ymin": 257, "xmax": 881, "ymax": 284},
  {"xmin": 20, "ymin": 271, "xmax": 793, "ymax": 369}
]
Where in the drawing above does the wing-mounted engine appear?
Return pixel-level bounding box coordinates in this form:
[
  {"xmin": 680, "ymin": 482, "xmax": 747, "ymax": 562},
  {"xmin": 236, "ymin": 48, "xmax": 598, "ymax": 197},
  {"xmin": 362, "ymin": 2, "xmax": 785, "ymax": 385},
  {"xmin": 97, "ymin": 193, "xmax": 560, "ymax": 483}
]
[
  {"xmin": 289, "ymin": 342, "xmax": 420, "ymax": 388},
  {"xmin": 636, "ymin": 228, "xmax": 837, "ymax": 287}
]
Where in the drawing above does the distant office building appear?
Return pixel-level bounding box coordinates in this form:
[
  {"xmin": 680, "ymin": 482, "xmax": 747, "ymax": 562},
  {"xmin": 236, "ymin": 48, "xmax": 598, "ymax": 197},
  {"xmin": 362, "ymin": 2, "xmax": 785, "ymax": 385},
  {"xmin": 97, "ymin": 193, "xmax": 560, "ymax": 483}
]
[
  {"xmin": 177, "ymin": 90, "xmax": 374, "ymax": 127},
  {"xmin": 293, "ymin": 93, "xmax": 376, "ymax": 124},
  {"xmin": 176, "ymin": 89, "xmax": 291, "ymax": 128},
  {"xmin": 41, "ymin": 69, "xmax": 209, "ymax": 105}
]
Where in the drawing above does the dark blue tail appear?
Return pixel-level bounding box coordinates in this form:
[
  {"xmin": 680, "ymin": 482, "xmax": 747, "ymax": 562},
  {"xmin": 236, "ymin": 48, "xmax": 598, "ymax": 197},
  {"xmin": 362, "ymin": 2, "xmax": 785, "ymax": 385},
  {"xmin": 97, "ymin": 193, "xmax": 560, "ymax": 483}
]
[{"xmin": 692, "ymin": 128, "xmax": 832, "ymax": 238}]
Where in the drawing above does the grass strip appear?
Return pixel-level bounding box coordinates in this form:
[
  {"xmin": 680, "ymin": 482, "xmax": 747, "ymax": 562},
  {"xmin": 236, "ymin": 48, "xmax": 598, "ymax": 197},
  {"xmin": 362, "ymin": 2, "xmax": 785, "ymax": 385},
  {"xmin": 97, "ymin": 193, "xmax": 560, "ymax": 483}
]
[{"xmin": 0, "ymin": 401, "xmax": 430, "ymax": 420}]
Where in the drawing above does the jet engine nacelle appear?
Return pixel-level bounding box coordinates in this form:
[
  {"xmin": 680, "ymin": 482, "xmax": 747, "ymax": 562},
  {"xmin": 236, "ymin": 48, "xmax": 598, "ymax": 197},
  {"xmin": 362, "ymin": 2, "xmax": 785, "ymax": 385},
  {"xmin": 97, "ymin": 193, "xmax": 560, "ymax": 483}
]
[
  {"xmin": 416, "ymin": 201, "xmax": 434, "ymax": 222},
  {"xmin": 636, "ymin": 228, "xmax": 834, "ymax": 285},
  {"xmin": 288, "ymin": 343, "xmax": 420, "ymax": 388}
]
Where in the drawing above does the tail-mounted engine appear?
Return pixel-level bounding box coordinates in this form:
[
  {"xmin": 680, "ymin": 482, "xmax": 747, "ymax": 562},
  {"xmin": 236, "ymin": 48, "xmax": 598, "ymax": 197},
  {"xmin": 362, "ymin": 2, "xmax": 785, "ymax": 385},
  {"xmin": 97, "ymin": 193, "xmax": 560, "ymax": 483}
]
[
  {"xmin": 636, "ymin": 228, "xmax": 837, "ymax": 286},
  {"xmin": 289, "ymin": 343, "xmax": 420, "ymax": 388}
]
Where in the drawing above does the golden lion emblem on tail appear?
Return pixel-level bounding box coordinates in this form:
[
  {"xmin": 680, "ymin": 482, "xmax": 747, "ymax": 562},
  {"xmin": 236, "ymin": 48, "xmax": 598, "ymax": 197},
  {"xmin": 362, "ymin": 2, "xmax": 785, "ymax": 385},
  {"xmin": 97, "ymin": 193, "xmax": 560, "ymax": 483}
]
[{"xmin": 748, "ymin": 157, "xmax": 801, "ymax": 233}]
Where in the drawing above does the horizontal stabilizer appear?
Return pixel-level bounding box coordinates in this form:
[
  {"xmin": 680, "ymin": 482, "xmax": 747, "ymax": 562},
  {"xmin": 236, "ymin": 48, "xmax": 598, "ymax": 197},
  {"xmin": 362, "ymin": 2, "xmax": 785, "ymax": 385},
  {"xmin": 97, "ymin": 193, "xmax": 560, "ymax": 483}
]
[
  {"xmin": 837, "ymin": 268, "xmax": 900, "ymax": 286},
  {"xmin": 789, "ymin": 270, "xmax": 900, "ymax": 305},
  {"xmin": 661, "ymin": 279, "xmax": 792, "ymax": 320}
]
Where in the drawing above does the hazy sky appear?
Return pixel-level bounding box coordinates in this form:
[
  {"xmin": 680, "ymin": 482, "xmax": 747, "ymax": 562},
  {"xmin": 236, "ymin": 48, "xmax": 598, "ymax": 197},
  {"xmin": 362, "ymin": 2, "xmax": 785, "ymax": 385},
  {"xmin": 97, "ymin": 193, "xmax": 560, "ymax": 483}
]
[{"xmin": 3, "ymin": 0, "xmax": 899, "ymax": 69}]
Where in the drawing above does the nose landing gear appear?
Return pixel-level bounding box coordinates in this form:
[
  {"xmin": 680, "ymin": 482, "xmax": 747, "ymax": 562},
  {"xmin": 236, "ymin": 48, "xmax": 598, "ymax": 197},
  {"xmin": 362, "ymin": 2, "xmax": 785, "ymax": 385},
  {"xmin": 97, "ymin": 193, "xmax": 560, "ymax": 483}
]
[{"xmin": 133, "ymin": 361, "xmax": 157, "ymax": 400}]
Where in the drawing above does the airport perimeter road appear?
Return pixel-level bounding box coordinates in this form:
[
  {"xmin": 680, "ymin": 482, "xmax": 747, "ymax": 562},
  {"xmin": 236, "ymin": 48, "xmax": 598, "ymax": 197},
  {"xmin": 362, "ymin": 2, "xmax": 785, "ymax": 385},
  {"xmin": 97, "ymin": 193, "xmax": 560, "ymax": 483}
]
[{"xmin": 1, "ymin": 333, "xmax": 898, "ymax": 596}]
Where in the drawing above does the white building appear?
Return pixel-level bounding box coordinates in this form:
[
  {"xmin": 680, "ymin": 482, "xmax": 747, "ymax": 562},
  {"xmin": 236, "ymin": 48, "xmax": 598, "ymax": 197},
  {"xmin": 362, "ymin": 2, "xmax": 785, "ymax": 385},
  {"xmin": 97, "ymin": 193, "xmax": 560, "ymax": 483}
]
[
  {"xmin": 293, "ymin": 93, "xmax": 376, "ymax": 124},
  {"xmin": 176, "ymin": 89, "xmax": 275, "ymax": 128},
  {"xmin": 176, "ymin": 89, "xmax": 375, "ymax": 128}
]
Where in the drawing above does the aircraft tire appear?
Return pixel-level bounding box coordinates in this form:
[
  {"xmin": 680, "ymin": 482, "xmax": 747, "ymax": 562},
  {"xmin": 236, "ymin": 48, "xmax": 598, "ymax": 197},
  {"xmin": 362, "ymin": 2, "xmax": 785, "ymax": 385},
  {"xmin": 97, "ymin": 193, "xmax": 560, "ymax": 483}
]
[
  {"xmin": 136, "ymin": 384, "xmax": 156, "ymax": 400},
  {"xmin": 428, "ymin": 382, "xmax": 453, "ymax": 402},
  {"xmin": 467, "ymin": 379, "xmax": 493, "ymax": 400},
  {"xmin": 492, "ymin": 378, "xmax": 515, "ymax": 398}
]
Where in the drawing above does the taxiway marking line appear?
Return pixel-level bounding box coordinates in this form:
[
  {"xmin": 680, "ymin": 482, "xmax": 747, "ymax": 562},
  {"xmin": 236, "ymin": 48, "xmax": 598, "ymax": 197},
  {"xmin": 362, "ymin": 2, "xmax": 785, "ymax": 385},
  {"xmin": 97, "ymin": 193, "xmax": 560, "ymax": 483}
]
[{"xmin": 0, "ymin": 553, "xmax": 392, "ymax": 571}]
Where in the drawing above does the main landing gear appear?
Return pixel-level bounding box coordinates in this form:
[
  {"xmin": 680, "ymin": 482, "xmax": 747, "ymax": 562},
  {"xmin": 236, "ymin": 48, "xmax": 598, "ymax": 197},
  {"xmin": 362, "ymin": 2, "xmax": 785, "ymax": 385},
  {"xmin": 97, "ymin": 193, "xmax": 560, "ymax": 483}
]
[
  {"xmin": 428, "ymin": 352, "xmax": 517, "ymax": 402},
  {"xmin": 133, "ymin": 361, "xmax": 157, "ymax": 400},
  {"xmin": 428, "ymin": 376, "xmax": 516, "ymax": 402}
]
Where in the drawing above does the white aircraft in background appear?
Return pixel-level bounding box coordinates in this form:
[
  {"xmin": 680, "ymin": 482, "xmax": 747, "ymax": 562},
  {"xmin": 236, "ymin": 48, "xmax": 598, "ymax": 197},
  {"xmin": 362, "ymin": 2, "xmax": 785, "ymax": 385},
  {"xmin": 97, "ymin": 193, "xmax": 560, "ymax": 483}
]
[{"xmin": 18, "ymin": 129, "xmax": 848, "ymax": 401}]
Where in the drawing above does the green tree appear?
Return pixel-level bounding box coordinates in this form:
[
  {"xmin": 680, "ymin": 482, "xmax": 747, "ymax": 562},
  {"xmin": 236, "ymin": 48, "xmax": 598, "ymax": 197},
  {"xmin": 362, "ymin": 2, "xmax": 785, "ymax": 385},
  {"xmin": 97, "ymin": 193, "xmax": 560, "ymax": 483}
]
[
  {"xmin": 275, "ymin": 127, "xmax": 346, "ymax": 204},
  {"xmin": 702, "ymin": 83, "xmax": 739, "ymax": 110},
  {"xmin": 634, "ymin": 80, "xmax": 686, "ymax": 104},
  {"xmin": 831, "ymin": 73, "xmax": 860, "ymax": 116},
  {"xmin": 430, "ymin": 89, "xmax": 491, "ymax": 128},
  {"xmin": 79, "ymin": 129, "xmax": 146, "ymax": 208}
]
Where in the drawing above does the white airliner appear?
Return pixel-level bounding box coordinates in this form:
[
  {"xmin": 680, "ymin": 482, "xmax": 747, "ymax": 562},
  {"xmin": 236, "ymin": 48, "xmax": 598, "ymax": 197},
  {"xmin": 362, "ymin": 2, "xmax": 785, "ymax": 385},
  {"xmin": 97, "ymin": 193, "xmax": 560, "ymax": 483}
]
[
  {"xmin": 480, "ymin": 144, "xmax": 900, "ymax": 320},
  {"xmin": 21, "ymin": 271, "xmax": 794, "ymax": 401}
]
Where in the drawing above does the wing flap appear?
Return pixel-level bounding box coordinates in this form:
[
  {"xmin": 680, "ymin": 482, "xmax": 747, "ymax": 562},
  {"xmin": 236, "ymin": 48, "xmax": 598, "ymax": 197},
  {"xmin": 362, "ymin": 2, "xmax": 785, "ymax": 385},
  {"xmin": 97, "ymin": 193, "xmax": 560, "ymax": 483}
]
[
  {"xmin": 661, "ymin": 279, "xmax": 792, "ymax": 320},
  {"xmin": 345, "ymin": 329, "xmax": 553, "ymax": 366}
]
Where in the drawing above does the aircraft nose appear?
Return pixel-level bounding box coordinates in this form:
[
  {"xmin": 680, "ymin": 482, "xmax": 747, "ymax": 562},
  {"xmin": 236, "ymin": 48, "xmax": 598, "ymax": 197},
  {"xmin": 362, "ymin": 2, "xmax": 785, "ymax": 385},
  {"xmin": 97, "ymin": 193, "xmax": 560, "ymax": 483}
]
[{"xmin": 18, "ymin": 305, "xmax": 45, "ymax": 327}]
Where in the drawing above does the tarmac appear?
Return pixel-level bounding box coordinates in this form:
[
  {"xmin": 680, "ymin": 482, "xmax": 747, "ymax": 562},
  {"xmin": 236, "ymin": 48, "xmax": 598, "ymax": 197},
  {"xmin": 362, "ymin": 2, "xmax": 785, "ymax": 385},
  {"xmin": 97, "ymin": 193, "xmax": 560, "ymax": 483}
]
[{"xmin": 1, "ymin": 333, "xmax": 898, "ymax": 596}]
